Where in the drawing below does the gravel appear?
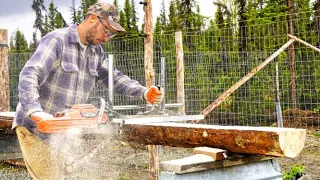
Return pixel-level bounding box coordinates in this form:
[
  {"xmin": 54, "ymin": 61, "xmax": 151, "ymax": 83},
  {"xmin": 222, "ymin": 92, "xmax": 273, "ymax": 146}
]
[{"xmin": 0, "ymin": 164, "xmax": 31, "ymax": 180}]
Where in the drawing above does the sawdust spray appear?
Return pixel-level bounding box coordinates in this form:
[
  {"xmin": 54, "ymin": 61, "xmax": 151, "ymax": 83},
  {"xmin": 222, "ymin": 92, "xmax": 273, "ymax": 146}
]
[{"xmin": 47, "ymin": 124, "xmax": 121, "ymax": 179}]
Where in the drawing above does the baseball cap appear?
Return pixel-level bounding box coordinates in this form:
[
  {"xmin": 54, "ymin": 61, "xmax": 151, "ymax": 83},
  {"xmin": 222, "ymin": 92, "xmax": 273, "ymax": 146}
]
[{"xmin": 87, "ymin": 2, "xmax": 126, "ymax": 34}]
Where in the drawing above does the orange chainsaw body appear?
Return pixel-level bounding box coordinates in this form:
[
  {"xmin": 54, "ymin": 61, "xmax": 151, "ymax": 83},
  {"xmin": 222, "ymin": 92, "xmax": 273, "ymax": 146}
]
[{"xmin": 31, "ymin": 104, "xmax": 108, "ymax": 134}]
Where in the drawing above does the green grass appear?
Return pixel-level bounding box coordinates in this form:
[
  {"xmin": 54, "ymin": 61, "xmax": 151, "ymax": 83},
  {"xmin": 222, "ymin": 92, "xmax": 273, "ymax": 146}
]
[
  {"xmin": 282, "ymin": 164, "xmax": 304, "ymax": 180},
  {"xmin": 314, "ymin": 132, "xmax": 320, "ymax": 137}
]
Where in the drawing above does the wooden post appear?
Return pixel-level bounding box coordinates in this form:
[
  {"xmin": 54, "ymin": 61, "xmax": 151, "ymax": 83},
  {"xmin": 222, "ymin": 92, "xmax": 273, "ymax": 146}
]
[
  {"xmin": 144, "ymin": 0, "xmax": 155, "ymax": 88},
  {"xmin": 175, "ymin": 31, "xmax": 185, "ymax": 115},
  {"xmin": 287, "ymin": 0, "xmax": 297, "ymax": 109},
  {"xmin": 0, "ymin": 29, "xmax": 9, "ymax": 112},
  {"xmin": 143, "ymin": 0, "xmax": 159, "ymax": 179}
]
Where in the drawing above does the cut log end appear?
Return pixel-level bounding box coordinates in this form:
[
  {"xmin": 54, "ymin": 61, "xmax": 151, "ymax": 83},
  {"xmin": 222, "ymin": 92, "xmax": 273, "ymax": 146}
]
[{"xmin": 279, "ymin": 129, "xmax": 306, "ymax": 158}]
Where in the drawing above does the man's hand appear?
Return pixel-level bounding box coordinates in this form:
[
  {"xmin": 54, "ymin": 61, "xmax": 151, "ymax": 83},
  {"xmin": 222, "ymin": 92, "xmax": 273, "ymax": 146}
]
[
  {"xmin": 31, "ymin": 112, "xmax": 54, "ymax": 122},
  {"xmin": 144, "ymin": 86, "xmax": 164, "ymax": 104}
]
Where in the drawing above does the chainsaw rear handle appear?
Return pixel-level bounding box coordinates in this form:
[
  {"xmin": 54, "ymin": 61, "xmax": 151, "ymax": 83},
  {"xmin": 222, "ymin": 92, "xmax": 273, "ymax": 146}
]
[
  {"xmin": 30, "ymin": 112, "xmax": 54, "ymax": 123},
  {"xmin": 31, "ymin": 114, "xmax": 42, "ymax": 123}
]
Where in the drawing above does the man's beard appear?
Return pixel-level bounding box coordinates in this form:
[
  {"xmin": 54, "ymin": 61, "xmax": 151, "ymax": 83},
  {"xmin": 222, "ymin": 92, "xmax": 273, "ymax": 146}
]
[{"xmin": 86, "ymin": 24, "xmax": 98, "ymax": 45}]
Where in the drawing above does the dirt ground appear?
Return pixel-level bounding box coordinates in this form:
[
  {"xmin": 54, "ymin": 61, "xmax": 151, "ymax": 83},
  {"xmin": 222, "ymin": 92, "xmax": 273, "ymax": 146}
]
[
  {"xmin": 0, "ymin": 126, "xmax": 319, "ymax": 179},
  {"xmin": 278, "ymin": 129, "xmax": 320, "ymax": 179}
]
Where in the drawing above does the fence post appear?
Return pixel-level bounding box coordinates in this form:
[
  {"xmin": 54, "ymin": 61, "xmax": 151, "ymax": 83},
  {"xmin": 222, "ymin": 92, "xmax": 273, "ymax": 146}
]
[
  {"xmin": 175, "ymin": 31, "xmax": 185, "ymax": 115},
  {"xmin": 288, "ymin": 0, "xmax": 297, "ymax": 109},
  {"xmin": 143, "ymin": 0, "xmax": 159, "ymax": 179},
  {"xmin": 0, "ymin": 29, "xmax": 9, "ymax": 112},
  {"xmin": 144, "ymin": 0, "xmax": 155, "ymax": 88}
]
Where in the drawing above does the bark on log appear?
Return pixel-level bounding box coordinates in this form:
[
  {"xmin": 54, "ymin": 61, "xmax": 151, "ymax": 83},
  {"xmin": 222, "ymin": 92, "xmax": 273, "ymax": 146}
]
[
  {"xmin": 0, "ymin": 112, "xmax": 15, "ymax": 129},
  {"xmin": 122, "ymin": 123, "xmax": 306, "ymax": 158},
  {"xmin": 0, "ymin": 120, "xmax": 12, "ymax": 129}
]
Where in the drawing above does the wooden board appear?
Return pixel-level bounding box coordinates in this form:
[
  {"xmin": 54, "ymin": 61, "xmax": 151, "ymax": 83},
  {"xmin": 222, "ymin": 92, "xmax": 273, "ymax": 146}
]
[
  {"xmin": 161, "ymin": 154, "xmax": 274, "ymax": 174},
  {"xmin": 122, "ymin": 123, "xmax": 306, "ymax": 158}
]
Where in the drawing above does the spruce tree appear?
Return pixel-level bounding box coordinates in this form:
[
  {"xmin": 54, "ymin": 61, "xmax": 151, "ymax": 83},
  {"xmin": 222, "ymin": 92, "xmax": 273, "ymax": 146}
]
[
  {"xmin": 178, "ymin": 0, "xmax": 204, "ymax": 30},
  {"xmin": 80, "ymin": 0, "xmax": 98, "ymax": 20},
  {"xmin": 131, "ymin": 0, "xmax": 139, "ymax": 32},
  {"xmin": 29, "ymin": 31, "xmax": 39, "ymax": 51},
  {"xmin": 159, "ymin": 0, "xmax": 167, "ymax": 31},
  {"xmin": 70, "ymin": 0, "xmax": 81, "ymax": 24},
  {"xmin": 9, "ymin": 36, "xmax": 15, "ymax": 53},
  {"xmin": 13, "ymin": 29, "xmax": 29, "ymax": 52},
  {"xmin": 167, "ymin": 0, "xmax": 179, "ymax": 31},
  {"xmin": 154, "ymin": 17, "xmax": 162, "ymax": 34},
  {"xmin": 47, "ymin": 1, "xmax": 56, "ymax": 32},
  {"xmin": 123, "ymin": 0, "xmax": 133, "ymax": 31},
  {"xmin": 55, "ymin": 12, "xmax": 65, "ymax": 28},
  {"xmin": 113, "ymin": 0, "xmax": 119, "ymax": 9},
  {"xmin": 32, "ymin": 0, "xmax": 46, "ymax": 37},
  {"xmin": 119, "ymin": 10, "xmax": 126, "ymax": 29}
]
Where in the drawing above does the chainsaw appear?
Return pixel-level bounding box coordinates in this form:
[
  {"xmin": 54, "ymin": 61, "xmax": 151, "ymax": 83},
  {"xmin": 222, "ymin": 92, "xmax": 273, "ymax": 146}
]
[
  {"xmin": 31, "ymin": 98, "xmax": 109, "ymax": 134},
  {"xmin": 31, "ymin": 97, "xmax": 204, "ymax": 134}
]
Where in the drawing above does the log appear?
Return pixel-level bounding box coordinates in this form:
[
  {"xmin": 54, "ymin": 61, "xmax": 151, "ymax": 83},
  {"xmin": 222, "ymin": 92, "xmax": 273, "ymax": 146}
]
[
  {"xmin": 122, "ymin": 123, "xmax": 306, "ymax": 158},
  {"xmin": 0, "ymin": 112, "xmax": 15, "ymax": 129},
  {"xmin": 0, "ymin": 120, "xmax": 12, "ymax": 129}
]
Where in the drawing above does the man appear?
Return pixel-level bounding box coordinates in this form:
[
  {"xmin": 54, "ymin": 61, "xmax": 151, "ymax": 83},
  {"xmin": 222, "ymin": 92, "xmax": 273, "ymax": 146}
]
[{"xmin": 12, "ymin": 2, "xmax": 163, "ymax": 179}]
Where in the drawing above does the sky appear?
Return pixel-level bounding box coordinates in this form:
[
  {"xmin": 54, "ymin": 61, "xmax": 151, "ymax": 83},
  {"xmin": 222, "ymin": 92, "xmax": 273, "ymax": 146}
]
[{"xmin": 0, "ymin": 0, "xmax": 216, "ymax": 44}]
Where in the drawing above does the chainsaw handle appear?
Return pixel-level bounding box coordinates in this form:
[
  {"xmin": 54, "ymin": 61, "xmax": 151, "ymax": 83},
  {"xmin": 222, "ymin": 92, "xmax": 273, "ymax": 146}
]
[
  {"xmin": 30, "ymin": 112, "xmax": 54, "ymax": 123},
  {"xmin": 31, "ymin": 114, "xmax": 42, "ymax": 123}
]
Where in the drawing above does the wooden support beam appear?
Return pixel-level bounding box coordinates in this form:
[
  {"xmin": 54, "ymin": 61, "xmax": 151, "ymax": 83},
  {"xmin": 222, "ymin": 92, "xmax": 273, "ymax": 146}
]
[
  {"xmin": 288, "ymin": 34, "xmax": 320, "ymax": 53},
  {"xmin": 122, "ymin": 123, "xmax": 306, "ymax": 158}
]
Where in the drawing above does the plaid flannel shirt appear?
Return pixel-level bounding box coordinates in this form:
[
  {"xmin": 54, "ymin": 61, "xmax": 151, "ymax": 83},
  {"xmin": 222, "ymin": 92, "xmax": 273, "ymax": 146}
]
[{"xmin": 13, "ymin": 24, "xmax": 147, "ymax": 133}]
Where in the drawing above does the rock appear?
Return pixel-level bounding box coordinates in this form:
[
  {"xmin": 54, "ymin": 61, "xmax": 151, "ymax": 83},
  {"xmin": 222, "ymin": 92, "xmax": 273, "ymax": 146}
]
[{"xmin": 298, "ymin": 174, "xmax": 312, "ymax": 180}]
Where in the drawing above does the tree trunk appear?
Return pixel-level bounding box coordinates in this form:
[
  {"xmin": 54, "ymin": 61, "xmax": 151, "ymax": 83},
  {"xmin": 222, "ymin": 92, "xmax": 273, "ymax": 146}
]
[{"xmin": 122, "ymin": 123, "xmax": 306, "ymax": 158}]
